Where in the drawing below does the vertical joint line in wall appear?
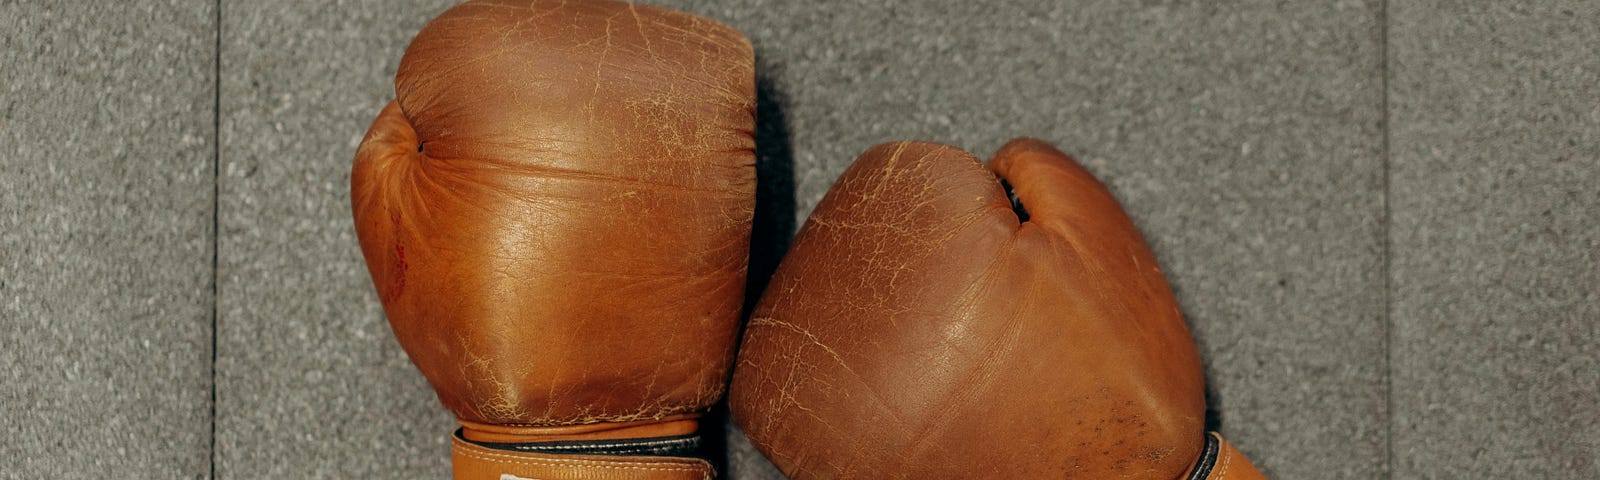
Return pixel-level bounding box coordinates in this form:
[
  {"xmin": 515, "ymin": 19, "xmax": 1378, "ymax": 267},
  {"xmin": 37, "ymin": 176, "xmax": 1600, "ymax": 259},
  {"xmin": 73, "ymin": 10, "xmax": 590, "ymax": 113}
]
[
  {"xmin": 1379, "ymin": 0, "xmax": 1394, "ymax": 478},
  {"xmin": 210, "ymin": 0, "xmax": 221, "ymax": 479}
]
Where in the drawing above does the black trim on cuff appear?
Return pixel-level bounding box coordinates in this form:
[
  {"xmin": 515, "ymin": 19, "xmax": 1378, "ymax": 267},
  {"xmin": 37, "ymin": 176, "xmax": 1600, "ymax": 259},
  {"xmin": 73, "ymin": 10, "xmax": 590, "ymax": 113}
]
[
  {"xmin": 454, "ymin": 428, "xmax": 702, "ymax": 458},
  {"xmin": 1184, "ymin": 433, "xmax": 1222, "ymax": 480}
]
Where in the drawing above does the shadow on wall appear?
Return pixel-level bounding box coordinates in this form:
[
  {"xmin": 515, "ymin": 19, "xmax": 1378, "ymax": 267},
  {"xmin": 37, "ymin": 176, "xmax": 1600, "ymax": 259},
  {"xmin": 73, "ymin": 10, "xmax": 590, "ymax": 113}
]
[
  {"xmin": 1181, "ymin": 301, "xmax": 1224, "ymax": 434},
  {"xmin": 742, "ymin": 59, "xmax": 799, "ymax": 317},
  {"xmin": 703, "ymin": 55, "xmax": 796, "ymax": 478}
]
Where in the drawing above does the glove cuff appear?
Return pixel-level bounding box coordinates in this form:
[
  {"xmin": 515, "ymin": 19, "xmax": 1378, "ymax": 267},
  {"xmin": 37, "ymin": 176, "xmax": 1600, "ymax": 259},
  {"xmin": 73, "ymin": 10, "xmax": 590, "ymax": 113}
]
[
  {"xmin": 459, "ymin": 416, "xmax": 701, "ymax": 443},
  {"xmin": 1182, "ymin": 432, "xmax": 1268, "ymax": 480},
  {"xmin": 458, "ymin": 428, "xmax": 702, "ymax": 457},
  {"xmin": 451, "ymin": 430, "xmax": 713, "ymax": 480}
]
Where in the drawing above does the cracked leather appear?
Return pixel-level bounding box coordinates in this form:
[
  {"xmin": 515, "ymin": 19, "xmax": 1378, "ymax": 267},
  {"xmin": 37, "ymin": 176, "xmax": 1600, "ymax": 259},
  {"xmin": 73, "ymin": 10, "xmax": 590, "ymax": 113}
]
[
  {"xmin": 351, "ymin": 0, "xmax": 754, "ymax": 478},
  {"xmin": 730, "ymin": 139, "xmax": 1267, "ymax": 479}
]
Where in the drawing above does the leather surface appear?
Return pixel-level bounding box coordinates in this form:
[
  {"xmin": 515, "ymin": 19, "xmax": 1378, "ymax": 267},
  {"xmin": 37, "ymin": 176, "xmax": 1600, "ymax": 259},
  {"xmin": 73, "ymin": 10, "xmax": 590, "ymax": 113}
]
[
  {"xmin": 352, "ymin": 0, "xmax": 755, "ymax": 437},
  {"xmin": 730, "ymin": 139, "xmax": 1209, "ymax": 478},
  {"xmin": 453, "ymin": 434, "xmax": 713, "ymax": 480}
]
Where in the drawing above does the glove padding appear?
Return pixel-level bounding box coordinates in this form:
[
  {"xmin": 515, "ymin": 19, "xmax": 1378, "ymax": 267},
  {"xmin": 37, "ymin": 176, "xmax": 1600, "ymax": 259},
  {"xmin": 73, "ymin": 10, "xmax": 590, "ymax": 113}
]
[
  {"xmin": 732, "ymin": 139, "xmax": 1263, "ymax": 479},
  {"xmin": 353, "ymin": 0, "xmax": 755, "ymax": 478}
]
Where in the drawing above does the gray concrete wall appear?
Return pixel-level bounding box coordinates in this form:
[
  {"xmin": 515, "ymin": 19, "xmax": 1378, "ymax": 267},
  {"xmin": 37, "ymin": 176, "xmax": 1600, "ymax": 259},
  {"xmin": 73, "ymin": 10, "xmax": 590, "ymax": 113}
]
[{"xmin": 3, "ymin": 1, "xmax": 1595, "ymax": 478}]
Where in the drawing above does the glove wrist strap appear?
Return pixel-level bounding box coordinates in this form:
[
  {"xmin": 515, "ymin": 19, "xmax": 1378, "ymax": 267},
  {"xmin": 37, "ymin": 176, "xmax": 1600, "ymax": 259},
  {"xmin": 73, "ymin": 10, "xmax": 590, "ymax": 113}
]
[
  {"xmin": 451, "ymin": 430, "xmax": 713, "ymax": 480},
  {"xmin": 460, "ymin": 415, "xmax": 700, "ymax": 443},
  {"xmin": 1182, "ymin": 432, "xmax": 1268, "ymax": 480}
]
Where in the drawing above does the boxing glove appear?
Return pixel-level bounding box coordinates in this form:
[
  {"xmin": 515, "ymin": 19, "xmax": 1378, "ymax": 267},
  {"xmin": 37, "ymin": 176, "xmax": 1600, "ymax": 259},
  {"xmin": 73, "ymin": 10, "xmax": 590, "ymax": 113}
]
[
  {"xmin": 730, "ymin": 139, "xmax": 1266, "ymax": 479},
  {"xmin": 351, "ymin": 1, "xmax": 754, "ymax": 478}
]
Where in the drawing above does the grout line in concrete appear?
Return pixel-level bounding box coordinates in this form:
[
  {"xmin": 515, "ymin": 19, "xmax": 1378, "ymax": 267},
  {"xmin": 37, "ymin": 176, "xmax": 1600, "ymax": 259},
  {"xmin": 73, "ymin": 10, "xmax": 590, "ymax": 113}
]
[
  {"xmin": 209, "ymin": 0, "xmax": 222, "ymax": 478},
  {"xmin": 1379, "ymin": 0, "xmax": 1395, "ymax": 478}
]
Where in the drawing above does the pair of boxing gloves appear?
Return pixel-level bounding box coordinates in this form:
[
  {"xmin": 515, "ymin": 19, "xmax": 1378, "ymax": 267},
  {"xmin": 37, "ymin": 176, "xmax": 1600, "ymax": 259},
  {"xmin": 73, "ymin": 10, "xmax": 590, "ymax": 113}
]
[{"xmin": 352, "ymin": 1, "xmax": 1267, "ymax": 479}]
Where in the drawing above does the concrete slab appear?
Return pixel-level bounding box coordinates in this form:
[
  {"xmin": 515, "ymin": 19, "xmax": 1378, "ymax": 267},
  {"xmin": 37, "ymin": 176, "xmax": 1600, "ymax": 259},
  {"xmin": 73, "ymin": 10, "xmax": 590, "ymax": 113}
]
[
  {"xmin": 1389, "ymin": 2, "xmax": 1600, "ymax": 478},
  {"xmin": 0, "ymin": 1, "xmax": 216, "ymax": 477},
  {"xmin": 214, "ymin": 1, "xmax": 457, "ymax": 477}
]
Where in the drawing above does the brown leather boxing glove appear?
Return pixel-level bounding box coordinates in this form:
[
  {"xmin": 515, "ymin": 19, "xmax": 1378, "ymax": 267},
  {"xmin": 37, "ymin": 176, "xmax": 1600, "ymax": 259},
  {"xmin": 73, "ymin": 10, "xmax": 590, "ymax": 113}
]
[
  {"xmin": 729, "ymin": 139, "xmax": 1266, "ymax": 479},
  {"xmin": 351, "ymin": 1, "xmax": 754, "ymax": 478}
]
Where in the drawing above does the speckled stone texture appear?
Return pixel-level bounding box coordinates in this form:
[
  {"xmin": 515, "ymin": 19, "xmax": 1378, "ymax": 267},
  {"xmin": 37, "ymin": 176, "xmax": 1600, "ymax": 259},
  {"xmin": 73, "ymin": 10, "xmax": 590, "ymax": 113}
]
[
  {"xmin": 1389, "ymin": 2, "xmax": 1600, "ymax": 478},
  {"xmin": 6, "ymin": 0, "xmax": 1600, "ymax": 478},
  {"xmin": 213, "ymin": 1, "xmax": 458, "ymax": 478},
  {"xmin": 0, "ymin": 1, "xmax": 216, "ymax": 478}
]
